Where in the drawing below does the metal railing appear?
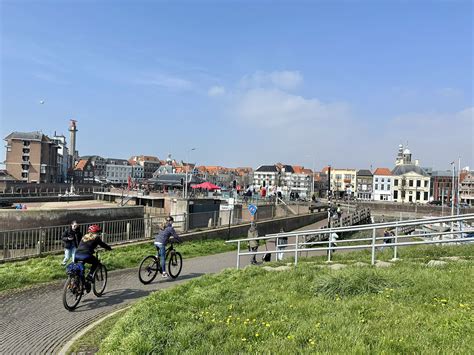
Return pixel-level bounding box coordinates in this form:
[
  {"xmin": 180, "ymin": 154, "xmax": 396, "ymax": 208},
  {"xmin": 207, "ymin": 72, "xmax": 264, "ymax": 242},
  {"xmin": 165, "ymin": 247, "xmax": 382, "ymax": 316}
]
[
  {"xmin": 0, "ymin": 217, "xmax": 150, "ymax": 262},
  {"xmin": 226, "ymin": 213, "xmax": 474, "ymax": 268}
]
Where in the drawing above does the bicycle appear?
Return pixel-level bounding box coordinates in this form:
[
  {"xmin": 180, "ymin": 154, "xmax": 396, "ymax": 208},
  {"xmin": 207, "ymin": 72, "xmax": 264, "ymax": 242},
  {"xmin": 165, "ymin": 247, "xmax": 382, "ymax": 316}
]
[
  {"xmin": 138, "ymin": 241, "xmax": 182, "ymax": 284},
  {"xmin": 62, "ymin": 250, "xmax": 108, "ymax": 311}
]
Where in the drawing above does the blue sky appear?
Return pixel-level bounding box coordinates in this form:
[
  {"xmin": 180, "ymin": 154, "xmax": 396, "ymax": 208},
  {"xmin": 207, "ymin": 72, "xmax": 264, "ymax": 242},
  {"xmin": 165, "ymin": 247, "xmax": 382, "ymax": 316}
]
[{"xmin": 1, "ymin": 0, "xmax": 472, "ymax": 171}]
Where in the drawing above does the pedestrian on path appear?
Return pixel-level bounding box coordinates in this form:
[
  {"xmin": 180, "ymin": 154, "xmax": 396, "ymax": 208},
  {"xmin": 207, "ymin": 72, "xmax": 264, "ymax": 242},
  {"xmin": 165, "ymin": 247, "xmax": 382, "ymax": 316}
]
[
  {"xmin": 61, "ymin": 221, "xmax": 82, "ymax": 265},
  {"xmin": 247, "ymin": 221, "xmax": 259, "ymax": 265},
  {"xmin": 277, "ymin": 228, "xmax": 288, "ymax": 261}
]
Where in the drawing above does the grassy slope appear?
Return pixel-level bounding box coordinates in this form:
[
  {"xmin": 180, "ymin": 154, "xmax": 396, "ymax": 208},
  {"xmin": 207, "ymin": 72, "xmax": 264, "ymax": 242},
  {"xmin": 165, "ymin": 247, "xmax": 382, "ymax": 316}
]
[
  {"xmin": 0, "ymin": 238, "xmax": 238, "ymax": 293},
  {"xmin": 98, "ymin": 245, "xmax": 474, "ymax": 354}
]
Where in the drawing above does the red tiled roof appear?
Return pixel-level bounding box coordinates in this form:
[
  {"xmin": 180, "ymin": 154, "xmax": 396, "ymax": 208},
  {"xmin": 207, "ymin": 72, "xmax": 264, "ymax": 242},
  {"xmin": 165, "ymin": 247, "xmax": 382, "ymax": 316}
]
[
  {"xmin": 74, "ymin": 159, "xmax": 88, "ymax": 171},
  {"xmin": 373, "ymin": 168, "xmax": 392, "ymax": 176}
]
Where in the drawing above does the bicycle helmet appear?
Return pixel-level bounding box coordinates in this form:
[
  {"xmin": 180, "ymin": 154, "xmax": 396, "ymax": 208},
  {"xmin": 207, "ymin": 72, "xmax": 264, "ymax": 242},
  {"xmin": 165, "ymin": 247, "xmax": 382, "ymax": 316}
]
[{"xmin": 88, "ymin": 224, "xmax": 102, "ymax": 233}]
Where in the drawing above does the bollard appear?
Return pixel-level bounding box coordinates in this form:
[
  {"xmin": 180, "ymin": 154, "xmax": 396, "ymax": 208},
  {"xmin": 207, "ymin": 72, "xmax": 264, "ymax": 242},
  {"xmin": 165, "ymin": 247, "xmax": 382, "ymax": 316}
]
[{"xmin": 236, "ymin": 240, "xmax": 241, "ymax": 269}]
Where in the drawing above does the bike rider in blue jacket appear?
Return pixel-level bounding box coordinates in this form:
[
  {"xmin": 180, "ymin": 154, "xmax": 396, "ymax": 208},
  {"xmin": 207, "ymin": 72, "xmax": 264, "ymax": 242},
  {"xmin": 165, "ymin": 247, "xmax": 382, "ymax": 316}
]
[{"xmin": 154, "ymin": 216, "xmax": 182, "ymax": 278}]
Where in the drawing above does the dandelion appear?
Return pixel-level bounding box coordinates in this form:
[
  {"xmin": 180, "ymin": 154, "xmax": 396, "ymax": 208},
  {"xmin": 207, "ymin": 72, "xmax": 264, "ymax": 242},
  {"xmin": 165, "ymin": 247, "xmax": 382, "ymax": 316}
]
[
  {"xmin": 255, "ymin": 333, "xmax": 260, "ymax": 337},
  {"xmin": 265, "ymin": 323, "xmax": 271, "ymax": 327},
  {"xmin": 241, "ymin": 338, "xmax": 247, "ymax": 342}
]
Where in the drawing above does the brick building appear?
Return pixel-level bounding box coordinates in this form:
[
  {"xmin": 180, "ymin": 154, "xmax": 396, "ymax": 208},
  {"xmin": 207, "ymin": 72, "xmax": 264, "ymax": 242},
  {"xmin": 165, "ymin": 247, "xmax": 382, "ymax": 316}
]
[{"xmin": 4, "ymin": 131, "xmax": 58, "ymax": 183}]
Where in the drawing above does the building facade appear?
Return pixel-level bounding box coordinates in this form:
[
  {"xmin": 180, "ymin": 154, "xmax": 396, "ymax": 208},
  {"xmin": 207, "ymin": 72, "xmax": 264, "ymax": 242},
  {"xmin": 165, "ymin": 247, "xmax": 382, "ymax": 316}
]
[
  {"xmin": 129, "ymin": 155, "xmax": 161, "ymax": 179},
  {"xmin": 4, "ymin": 131, "xmax": 58, "ymax": 183},
  {"xmin": 459, "ymin": 172, "xmax": 474, "ymax": 206},
  {"xmin": 73, "ymin": 158, "xmax": 95, "ymax": 184},
  {"xmin": 391, "ymin": 145, "xmax": 430, "ymax": 204},
  {"xmin": 372, "ymin": 168, "xmax": 393, "ymax": 201},
  {"xmin": 253, "ymin": 165, "xmax": 280, "ymax": 190},
  {"xmin": 329, "ymin": 168, "xmax": 357, "ymax": 198},
  {"xmin": 106, "ymin": 158, "xmax": 131, "ymax": 184},
  {"xmin": 356, "ymin": 169, "xmax": 373, "ymax": 200},
  {"xmin": 430, "ymin": 171, "xmax": 454, "ymax": 203},
  {"xmin": 51, "ymin": 134, "xmax": 69, "ymax": 183}
]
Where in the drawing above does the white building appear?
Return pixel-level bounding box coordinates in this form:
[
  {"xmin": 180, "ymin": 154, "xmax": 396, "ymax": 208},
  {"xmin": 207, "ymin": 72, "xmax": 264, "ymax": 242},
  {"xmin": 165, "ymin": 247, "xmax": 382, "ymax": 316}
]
[
  {"xmin": 253, "ymin": 165, "xmax": 279, "ymax": 190},
  {"xmin": 372, "ymin": 168, "xmax": 393, "ymax": 201},
  {"xmin": 391, "ymin": 145, "xmax": 430, "ymax": 204},
  {"xmin": 106, "ymin": 158, "xmax": 131, "ymax": 184}
]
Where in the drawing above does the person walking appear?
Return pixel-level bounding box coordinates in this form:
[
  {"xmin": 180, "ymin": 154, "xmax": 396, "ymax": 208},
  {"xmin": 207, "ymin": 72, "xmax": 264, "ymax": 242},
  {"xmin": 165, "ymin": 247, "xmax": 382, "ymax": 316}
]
[
  {"xmin": 247, "ymin": 221, "xmax": 259, "ymax": 265},
  {"xmin": 61, "ymin": 221, "xmax": 83, "ymax": 265}
]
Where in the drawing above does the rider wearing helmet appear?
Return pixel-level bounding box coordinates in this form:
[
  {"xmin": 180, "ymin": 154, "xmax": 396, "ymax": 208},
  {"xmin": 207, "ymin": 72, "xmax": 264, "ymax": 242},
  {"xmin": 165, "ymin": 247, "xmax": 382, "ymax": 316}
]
[
  {"xmin": 75, "ymin": 224, "xmax": 112, "ymax": 283},
  {"xmin": 154, "ymin": 216, "xmax": 182, "ymax": 278}
]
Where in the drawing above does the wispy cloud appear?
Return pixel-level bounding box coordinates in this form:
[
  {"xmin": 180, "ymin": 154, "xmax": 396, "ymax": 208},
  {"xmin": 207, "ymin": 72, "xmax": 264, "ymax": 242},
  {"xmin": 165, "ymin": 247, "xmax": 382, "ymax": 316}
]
[
  {"xmin": 240, "ymin": 70, "xmax": 303, "ymax": 90},
  {"xmin": 33, "ymin": 72, "xmax": 68, "ymax": 84},
  {"xmin": 134, "ymin": 73, "xmax": 193, "ymax": 91},
  {"xmin": 208, "ymin": 85, "xmax": 226, "ymax": 97}
]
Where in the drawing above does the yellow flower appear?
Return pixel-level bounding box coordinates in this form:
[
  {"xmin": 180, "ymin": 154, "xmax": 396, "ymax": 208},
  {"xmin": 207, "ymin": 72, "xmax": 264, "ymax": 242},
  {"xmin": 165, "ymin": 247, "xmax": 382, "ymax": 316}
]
[
  {"xmin": 255, "ymin": 333, "xmax": 260, "ymax": 337},
  {"xmin": 265, "ymin": 323, "xmax": 271, "ymax": 327},
  {"xmin": 241, "ymin": 338, "xmax": 247, "ymax": 342}
]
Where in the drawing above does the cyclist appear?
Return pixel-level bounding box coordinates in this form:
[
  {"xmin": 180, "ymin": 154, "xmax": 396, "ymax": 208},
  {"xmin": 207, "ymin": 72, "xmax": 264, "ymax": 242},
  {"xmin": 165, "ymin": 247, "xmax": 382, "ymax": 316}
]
[
  {"xmin": 74, "ymin": 224, "xmax": 112, "ymax": 291},
  {"xmin": 154, "ymin": 216, "xmax": 182, "ymax": 278}
]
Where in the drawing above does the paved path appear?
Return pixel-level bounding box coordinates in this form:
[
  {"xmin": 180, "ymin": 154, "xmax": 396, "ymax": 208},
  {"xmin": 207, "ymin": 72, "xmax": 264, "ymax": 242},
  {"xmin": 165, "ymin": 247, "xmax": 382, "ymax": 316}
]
[
  {"xmin": 0, "ymin": 218, "xmax": 346, "ymax": 354},
  {"xmin": 0, "ymin": 251, "xmax": 250, "ymax": 354}
]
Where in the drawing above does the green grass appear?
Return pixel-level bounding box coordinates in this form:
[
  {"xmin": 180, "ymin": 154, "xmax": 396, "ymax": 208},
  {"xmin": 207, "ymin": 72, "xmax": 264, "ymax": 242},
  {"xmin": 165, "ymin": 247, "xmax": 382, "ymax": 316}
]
[
  {"xmin": 67, "ymin": 308, "xmax": 129, "ymax": 355},
  {"xmin": 0, "ymin": 238, "xmax": 238, "ymax": 293},
  {"xmin": 97, "ymin": 245, "xmax": 474, "ymax": 354}
]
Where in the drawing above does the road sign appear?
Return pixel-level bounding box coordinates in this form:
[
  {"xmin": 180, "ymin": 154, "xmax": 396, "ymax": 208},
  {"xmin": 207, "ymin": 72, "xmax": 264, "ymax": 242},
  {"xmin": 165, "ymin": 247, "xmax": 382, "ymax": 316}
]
[{"xmin": 248, "ymin": 204, "xmax": 257, "ymax": 216}]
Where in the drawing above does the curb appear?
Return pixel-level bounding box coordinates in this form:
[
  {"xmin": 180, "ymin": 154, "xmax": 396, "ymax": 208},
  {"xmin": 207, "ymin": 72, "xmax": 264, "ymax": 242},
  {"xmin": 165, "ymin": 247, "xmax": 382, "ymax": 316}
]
[{"xmin": 58, "ymin": 305, "xmax": 131, "ymax": 355}]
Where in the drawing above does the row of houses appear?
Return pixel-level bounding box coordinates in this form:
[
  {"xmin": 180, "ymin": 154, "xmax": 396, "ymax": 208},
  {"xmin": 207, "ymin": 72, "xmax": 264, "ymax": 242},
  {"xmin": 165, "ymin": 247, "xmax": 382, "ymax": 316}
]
[{"xmin": 324, "ymin": 145, "xmax": 473, "ymax": 206}]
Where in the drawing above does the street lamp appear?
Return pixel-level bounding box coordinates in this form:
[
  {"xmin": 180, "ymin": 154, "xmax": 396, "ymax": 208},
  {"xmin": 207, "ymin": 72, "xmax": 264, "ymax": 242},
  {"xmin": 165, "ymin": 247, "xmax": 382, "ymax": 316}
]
[{"xmin": 185, "ymin": 148, "xmax": 196, "ymax": 199}]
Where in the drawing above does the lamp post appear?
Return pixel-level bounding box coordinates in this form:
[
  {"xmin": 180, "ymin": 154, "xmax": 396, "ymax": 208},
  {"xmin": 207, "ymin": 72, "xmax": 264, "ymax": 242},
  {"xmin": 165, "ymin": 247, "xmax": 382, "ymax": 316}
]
[{"xmin": 185, "ymin": 148, "xmax": 196, "ymax": 199}]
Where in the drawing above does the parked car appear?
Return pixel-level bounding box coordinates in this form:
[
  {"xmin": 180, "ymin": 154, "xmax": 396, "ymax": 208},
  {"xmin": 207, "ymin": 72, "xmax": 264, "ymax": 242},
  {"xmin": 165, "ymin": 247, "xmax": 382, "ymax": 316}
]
[{"xmin": 428, "ymin": 200, "xmax": 442, "ymax": 206}]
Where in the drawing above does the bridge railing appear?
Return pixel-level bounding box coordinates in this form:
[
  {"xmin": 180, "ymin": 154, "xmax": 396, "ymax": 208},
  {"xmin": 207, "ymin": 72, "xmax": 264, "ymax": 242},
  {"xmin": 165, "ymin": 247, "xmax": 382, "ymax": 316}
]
[{"xmin": 226, "ymin": 213, "xmax": 474, "ymax": 268}]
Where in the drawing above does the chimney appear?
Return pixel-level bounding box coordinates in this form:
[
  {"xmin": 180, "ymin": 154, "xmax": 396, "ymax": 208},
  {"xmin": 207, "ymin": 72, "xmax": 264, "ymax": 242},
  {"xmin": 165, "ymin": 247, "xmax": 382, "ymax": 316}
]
[{"xmin": 69, "ymin": 119, "xmax": 78, "ymax": 166}]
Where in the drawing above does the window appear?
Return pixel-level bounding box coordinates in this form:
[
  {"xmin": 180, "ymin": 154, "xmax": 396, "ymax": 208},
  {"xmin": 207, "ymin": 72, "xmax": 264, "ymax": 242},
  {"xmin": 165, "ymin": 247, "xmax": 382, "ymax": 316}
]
[
  {"xmin": 401, "ymin": 191, "xmax": 405, "ymax": 199},
  {"xmin": 416, "ymin": 191, "xmax": 420, "ymax": 201},
  {"xmin": 388, "ymin": 178, "xmax": 391, "ymax": 183},
  {"xmin": 409, "ymin": 180, "xmax": 413, "ymax": 187},
  {"xmin": 375, "ymin": 184, "xmax": 378, "ymax": 190},
  {"xmin": 424, "ymin": 180, "xmax": 428, "ymax": 188},
  {"xmin": 409, "ymin": 196, "xmax": 413, "ymax": 202},
  {"xmin": 424, "ymin": 192, "xmax": 428, "ymax": 200},
  {"xmin": 417, "ymin": 180, "xmax": 421, "ymax": 187},
  {"xmin": 387, "ymin": 185, "xmax": 391, "ymax": 190},
  {"xmin": 380, "ymin": 185, "xmax": 384, "ymax": 191},
  {"xmin": 381, "ymin": 178, "xmax": 384, "ymax": 183},
  {"xmin": 394, "ymin": 191, "xmax": 398, "ymax": 199},
  {"xmin": 21, "ymin": 172, "xmax": 28, "ymax": 178},
  {"xmin": 394, "ymin": 179, "xmax": 398, "ymax": 186},
  {"xmin": 375, "ymin": 178, "xmax": 378, "ymax": 182}
]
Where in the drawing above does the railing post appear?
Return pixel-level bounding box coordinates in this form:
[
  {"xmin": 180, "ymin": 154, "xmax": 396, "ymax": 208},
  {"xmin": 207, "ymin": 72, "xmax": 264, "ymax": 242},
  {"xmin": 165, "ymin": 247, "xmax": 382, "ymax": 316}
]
[
  {"xmin": 294, "ymin": 234, "xmax": 299, "ymax": 266},
  {"xmin": 393, "ymin": 225, "xmax": 399, "ymax": 260},
  {"xmin": 371, "ymin": 227, "xmax": 376, "ymax": 265},
  {"xmin": 237, "ymin": 240, "xmax": 241, "ymax": 269},
  {"xmin": 37, "ymin": 227, "xmax": 44, "ymax": 255},
  {"xmin": 327, "ymin": 232, "xmax": 332, "ymax": 262},
  {"xmin": 126, "ymin": 222, "xmax": 130, "ymax": 240}
]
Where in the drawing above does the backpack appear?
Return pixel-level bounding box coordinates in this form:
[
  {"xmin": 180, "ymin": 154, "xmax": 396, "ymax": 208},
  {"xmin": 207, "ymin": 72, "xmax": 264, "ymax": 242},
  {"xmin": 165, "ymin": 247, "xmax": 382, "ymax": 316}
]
[{"xmin": 66, "ymin": 262, "xmax": 84, "ymax": 277}]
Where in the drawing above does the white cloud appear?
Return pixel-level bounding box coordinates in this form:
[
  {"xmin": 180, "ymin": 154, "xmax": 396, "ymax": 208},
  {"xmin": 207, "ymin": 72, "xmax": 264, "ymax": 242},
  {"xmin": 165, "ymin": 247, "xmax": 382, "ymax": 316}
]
[
  {"xmin": 240, "ymin": 70, "xmax": 303, "ymax": 90},
  {"xmin": 235, "ymin": 88, "xmax": 349, "ymax": 127},
  {"xmin": 438, "ymin": 87, "xmax": 463, "ymax": 98},
  {"xmin": 208, "ymin": 86, "xmax": 226, "ymax": 97},
  {"xmin": 134, "ymin": 73, "xmax": 193, "ymax": 91}
]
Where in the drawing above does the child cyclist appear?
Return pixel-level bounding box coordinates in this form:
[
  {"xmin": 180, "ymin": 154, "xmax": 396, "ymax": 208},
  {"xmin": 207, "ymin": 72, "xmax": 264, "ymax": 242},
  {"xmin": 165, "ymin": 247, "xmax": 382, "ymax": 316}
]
[{"xmin": 154, "ymin": 216, "xmax": 182, "ymax": 278}]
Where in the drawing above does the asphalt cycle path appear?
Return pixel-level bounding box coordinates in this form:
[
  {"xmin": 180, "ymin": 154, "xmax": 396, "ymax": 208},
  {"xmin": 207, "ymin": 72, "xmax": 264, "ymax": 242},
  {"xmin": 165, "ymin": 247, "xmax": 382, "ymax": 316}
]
[
  {"xmin": 0, "ymin": 220, "xmax": 333, "ymax": 354},
  {"xmin": 0, "ymin": 250, "xmax": 248, "ymax": 354}
]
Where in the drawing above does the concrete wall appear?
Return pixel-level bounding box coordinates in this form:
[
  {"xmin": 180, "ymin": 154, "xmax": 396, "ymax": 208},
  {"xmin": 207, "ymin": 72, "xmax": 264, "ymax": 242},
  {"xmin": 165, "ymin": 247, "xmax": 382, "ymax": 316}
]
[
  {"xmin": 0, "ymin": 206, "xmax": 144, "ymax": 231},
  {"xmin": 182, "ymin": 212, "xmax": 327, "ymax": 242},
  {"xmin": 358, "ymin": 201, "xmax": 474, "ymax": 218}
]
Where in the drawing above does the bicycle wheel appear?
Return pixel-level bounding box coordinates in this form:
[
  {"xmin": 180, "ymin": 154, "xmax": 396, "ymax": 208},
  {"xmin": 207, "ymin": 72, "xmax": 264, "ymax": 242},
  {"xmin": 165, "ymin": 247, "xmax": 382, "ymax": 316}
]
[
  {"xmin": 63, "ymin": 276, "xmax": 83, "ymax": 311},
  {"xmin": 168, "ymin": 251, "xmax": 182, "ymax": 279},
  {"xmin": 93, "ymin": 264, "xmax": 108, "ymax": 297},
  {"xmin": 139, "ymin": 255, "xmax": 159, "ymax": 284}
]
